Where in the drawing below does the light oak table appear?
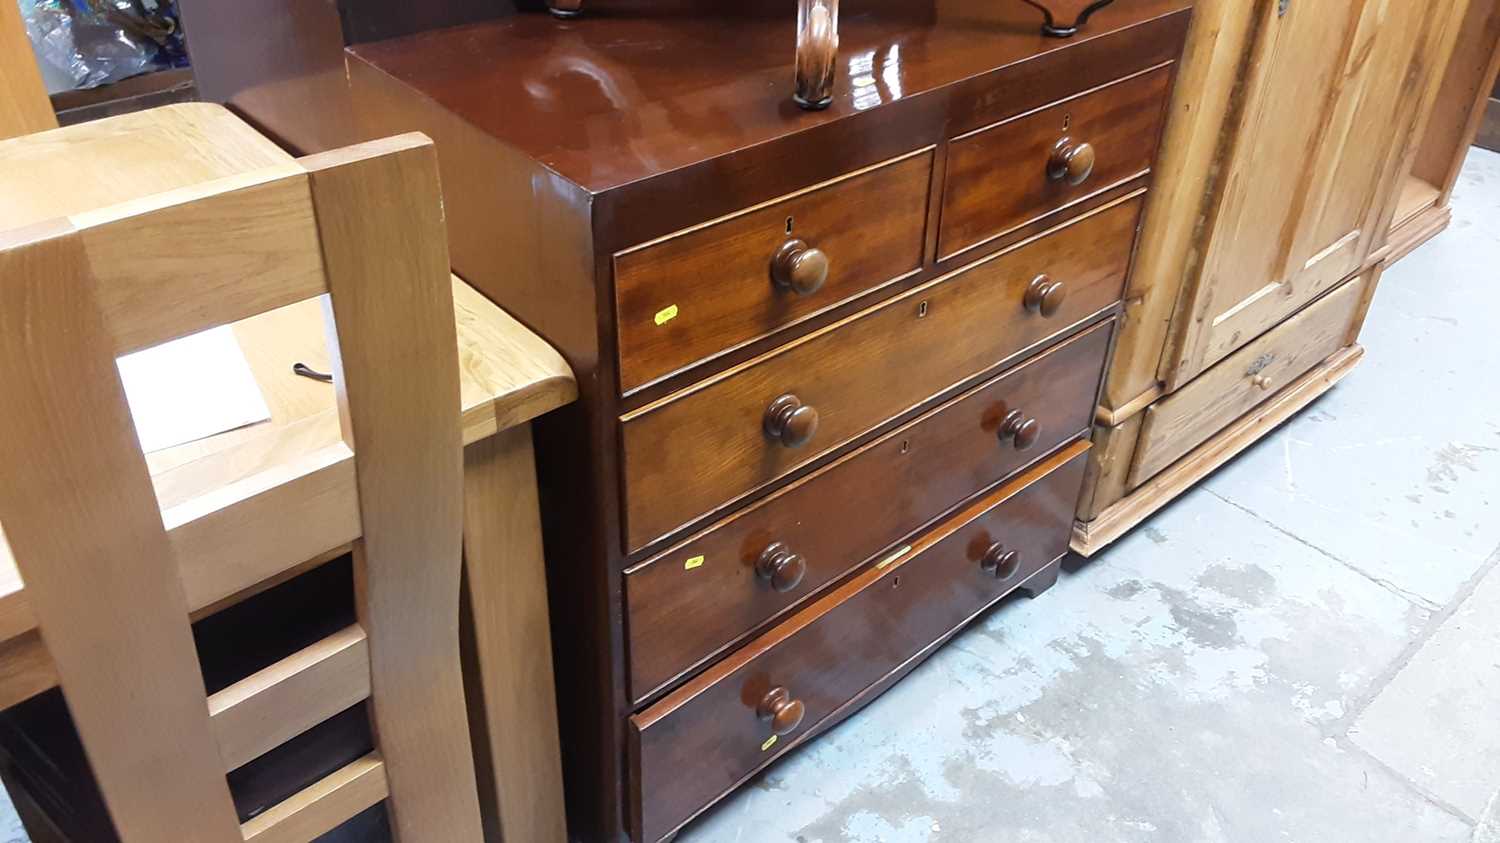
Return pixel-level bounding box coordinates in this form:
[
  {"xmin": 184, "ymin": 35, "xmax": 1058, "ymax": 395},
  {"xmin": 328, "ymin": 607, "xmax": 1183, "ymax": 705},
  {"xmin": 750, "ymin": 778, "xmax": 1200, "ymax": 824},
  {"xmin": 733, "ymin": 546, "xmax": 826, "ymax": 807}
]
[{"xmin": 0, "ymin": 104, "xmax": 575, "ymax": 842}]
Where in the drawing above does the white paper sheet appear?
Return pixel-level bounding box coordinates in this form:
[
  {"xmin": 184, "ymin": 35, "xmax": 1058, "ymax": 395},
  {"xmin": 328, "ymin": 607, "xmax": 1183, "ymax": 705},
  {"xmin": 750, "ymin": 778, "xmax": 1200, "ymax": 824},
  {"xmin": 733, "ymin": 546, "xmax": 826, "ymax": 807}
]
[{"xmin": 116, "ymin": 326, "xmax": 272, "ymax": 453}]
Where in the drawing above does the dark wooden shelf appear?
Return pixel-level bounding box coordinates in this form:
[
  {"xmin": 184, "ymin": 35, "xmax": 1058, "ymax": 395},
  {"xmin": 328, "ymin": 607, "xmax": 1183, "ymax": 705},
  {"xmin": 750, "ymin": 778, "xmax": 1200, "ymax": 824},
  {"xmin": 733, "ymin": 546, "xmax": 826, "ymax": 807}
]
[{"xmin": 50, "ymin": 67, "xmax": 196, "ymax": 126}]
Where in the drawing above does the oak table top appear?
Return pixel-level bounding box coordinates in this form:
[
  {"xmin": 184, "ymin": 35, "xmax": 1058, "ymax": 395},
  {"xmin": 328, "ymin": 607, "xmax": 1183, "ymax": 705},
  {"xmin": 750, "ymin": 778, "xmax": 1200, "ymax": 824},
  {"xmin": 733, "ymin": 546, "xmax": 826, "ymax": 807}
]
[{"xmin": 0, "ymin": 103, "xmax": 577, "ymax": 651}]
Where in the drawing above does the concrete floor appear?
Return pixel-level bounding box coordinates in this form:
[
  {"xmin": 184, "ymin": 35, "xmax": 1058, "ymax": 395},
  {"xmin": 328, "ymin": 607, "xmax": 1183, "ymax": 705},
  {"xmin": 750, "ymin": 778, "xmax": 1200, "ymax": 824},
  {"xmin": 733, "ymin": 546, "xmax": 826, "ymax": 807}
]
[
  {"xmin": 677, "ymin": 146, "xmax": 1500, "ymax": 843},
  {"xmin": 0, "ymin": 151, "xmax": 1495, "ymax": 842}
]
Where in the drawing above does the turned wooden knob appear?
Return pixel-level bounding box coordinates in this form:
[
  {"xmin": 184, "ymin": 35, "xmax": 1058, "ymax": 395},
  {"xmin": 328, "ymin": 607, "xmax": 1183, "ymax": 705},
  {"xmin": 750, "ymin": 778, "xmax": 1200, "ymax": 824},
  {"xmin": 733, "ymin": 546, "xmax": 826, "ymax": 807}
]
[
  {"xmin": 764, "ymin": 394, "xmax": 820, "ymax": 448},
  {"xmin": 980, "ymin": 543, "xmax": 1022, "ymax": 580},
  {"xmin": 756, "ymin": 543, "xmax": 807, "ymax": 592},
  {"xmin": 1251, "ymin": 374, "xmax": 1273, "ymax": 390},
  {"xmin": 772, "ymin": 239, "xmax": 830, "ymax": 295},
  {"xmin": 758, "ymin": 687, "xmax": 806, "ymax": 736},
  {"xmin": 998, "ymin": 410, "xmax": 1041, "ymax": 451},
  {"xmin": 1024, "ymin": 275, "xmax": 1067, "ymax": 317},
  {"xmin": 1048, "ymin": 137, "xmax": 1096, "ymax": 186}
]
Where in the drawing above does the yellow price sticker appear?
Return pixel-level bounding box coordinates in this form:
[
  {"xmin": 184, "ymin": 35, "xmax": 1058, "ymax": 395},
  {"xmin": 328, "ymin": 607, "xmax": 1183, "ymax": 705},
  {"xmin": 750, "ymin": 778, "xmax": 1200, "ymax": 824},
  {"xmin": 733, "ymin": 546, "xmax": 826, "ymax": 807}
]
[
  {"xmin": 684, "ymin": 555, "xmax": 705, "ymax": 571},
  {"xmin": 654, "ymin": 304, "xmax": 679, "ymax": 326},
  {"xmin": 761, "ymin": 735, "xmax": 778, "ymax": 752}
]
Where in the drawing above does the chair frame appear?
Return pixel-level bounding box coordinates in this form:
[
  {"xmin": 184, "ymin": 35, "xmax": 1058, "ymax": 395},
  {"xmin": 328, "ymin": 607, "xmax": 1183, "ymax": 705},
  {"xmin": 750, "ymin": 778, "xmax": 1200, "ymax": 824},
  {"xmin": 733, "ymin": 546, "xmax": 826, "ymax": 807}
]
[{"xmin": 0, "ymin": 134, "xmax": 485, "ymax": 841}]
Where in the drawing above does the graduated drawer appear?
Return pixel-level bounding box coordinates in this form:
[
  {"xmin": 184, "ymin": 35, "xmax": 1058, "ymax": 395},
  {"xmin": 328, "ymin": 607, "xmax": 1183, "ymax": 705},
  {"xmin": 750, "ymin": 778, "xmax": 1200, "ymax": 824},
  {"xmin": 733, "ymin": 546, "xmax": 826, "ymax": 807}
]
[
  {"xmin": 1129, "ymin": 272, "xmax": 1370, "ymax": 486},
  {"xmin": 628, "ymin": 443, "xmax": 1090, "ymax": 843},
  {"xmin": 613, "ymin": 148, "xmax": 933, "ymax": 393},
  {"xmin": 620, "ymin": 193, "xmax": 1141, "ymax": 552},
  {"xmin": 939, "ymin": 64, "xmax": 1171, "ymax": 261},
  {"xmin": 624, "ymin": 320, "xmax": 1111, "ymax": 702}
]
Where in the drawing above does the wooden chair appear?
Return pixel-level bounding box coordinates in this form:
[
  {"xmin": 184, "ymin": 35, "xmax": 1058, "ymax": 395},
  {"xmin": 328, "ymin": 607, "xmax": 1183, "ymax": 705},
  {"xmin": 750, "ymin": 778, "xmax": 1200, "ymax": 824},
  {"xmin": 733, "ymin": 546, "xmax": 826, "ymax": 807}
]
[{"xmin": 0, "ymin": 132, "xmax": 486, "ymax": 841}]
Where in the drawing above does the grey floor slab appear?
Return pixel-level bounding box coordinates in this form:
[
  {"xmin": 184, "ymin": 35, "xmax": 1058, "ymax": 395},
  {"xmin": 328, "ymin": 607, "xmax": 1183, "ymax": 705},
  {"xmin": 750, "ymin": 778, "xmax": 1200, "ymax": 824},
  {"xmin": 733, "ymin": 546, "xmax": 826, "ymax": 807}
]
[
  {"xmin": 682, "ymin": 491, "xmax": 1466, "ymax": 842},
  {"xmin": 1202, "ymin": 147, "xmax": 1500, "ymax": 609},
  {"xmin": 1349, "ymin": 549, "xmax": 1500, "ymax": 821}
]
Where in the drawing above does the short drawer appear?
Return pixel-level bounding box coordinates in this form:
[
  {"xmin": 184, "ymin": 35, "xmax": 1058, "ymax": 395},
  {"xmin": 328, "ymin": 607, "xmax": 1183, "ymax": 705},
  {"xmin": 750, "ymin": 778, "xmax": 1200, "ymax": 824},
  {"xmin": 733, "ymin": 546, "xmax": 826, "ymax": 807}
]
[
  {"xmin": 620, "ymin": 194, "xmax": 1140, "ymax": 552},
  {"xmin": 1129, "ymin": 271, "xmax": 1370, "ymax": 486},
  {"xmin": 613, "ymin": 148, "xmax": 933, "ymax": 393},
  {"xmin": 939, "ymin": 64, "xmax": 1171, "ymax": 261},
  {"xmin": 628, "ymin": 443, "xmax": 1089, "ymax": 843},
  {"xmin": 623, "ymin": 320, "xmax": 1110, "ymax": 702}
]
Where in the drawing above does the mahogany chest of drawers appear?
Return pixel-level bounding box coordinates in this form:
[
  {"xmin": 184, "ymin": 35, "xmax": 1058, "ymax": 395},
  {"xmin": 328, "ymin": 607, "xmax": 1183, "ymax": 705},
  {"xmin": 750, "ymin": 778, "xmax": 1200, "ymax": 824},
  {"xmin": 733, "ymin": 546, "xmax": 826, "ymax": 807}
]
[{"xmin": 339, "ymin": 2, "xmax": 1192, "ymax": 839}]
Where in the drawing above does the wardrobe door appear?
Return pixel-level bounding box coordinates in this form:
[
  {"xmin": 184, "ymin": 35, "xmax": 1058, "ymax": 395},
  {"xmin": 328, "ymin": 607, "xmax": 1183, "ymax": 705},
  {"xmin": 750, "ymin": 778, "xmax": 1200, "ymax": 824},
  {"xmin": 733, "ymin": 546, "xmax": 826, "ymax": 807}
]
[{"xmin": 1163, "ymin": 0, "xmax": 1466, "ymax": 389}]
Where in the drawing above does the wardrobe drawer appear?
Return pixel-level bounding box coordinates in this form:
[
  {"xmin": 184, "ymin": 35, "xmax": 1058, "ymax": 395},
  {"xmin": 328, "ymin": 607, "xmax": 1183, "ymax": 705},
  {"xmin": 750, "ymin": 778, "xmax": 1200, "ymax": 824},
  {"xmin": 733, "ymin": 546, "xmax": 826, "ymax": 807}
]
[
  {"xmin": 613, "ymin": 148, "xmax": 933, "ymax": 393},
  {"xmin": 624, "ymin": 321, "xmax": 1111, "ymax": 702},
  {"xmin": 940, "ymin": 64, "xmax": 1171, "ymax": 260},
  {"xmin": 620, "ymin": 194, "xmax": 1140, "ymax": 552},
  {"xmin": 628, "ymin": 443, "xmax": 1089, "ymax": 843},
  {"xmin": 1129, "ymin": 272, "xmax": 1369, "ymax": 486}
]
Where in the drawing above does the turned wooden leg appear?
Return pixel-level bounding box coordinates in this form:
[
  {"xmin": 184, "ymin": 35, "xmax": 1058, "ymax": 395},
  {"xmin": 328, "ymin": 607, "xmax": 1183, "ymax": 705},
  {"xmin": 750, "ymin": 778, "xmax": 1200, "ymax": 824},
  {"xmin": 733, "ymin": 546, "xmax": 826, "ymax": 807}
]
[
  {"xmin": 1020, "ymin": 557, "xmax": 1063, "ymax": 598},
  {"xmin": 547, "ymin": 0, "xmax": 583, "ymax": 18}
]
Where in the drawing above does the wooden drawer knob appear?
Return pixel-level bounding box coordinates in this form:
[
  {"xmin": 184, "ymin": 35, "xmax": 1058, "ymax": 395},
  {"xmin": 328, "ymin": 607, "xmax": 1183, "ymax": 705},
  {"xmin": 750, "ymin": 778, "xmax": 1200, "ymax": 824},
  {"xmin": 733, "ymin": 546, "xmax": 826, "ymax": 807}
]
[
  {"xmin": 980, "ymin": 543, "xmax": 1021, "ymax": 581},
  {"xmin": 1024, "ymin": 275, "xmax": 1067, "ymax": 317},
  {"xmin": 998, "ymin": 409, "xmax": 1041, "ymax": 451},
  {"xmin": 772, "ymin": 239, "xmax": 830, "ymax": 296},
  {"xmin": 1048, "ymin": 137, "xmax": 1096, "ymax": 186},
  {"xmin": 756, "ymin": 542, "xmax": 808, "ymax": 592},
  {"xmin": 764, "ymin": 394, "xmax": 820, "ymax": 448},
  {"xmin": 758, "ymin": 687, "xmax": 806, "ymax": 736}
]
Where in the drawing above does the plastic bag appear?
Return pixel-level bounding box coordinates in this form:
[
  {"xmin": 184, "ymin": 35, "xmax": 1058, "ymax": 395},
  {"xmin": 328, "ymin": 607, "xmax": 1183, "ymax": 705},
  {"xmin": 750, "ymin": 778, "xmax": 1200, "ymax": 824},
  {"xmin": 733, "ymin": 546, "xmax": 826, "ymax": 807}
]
[{"xmin": 19, "ymin": 0, "xmax": 160, "ymax": 92}]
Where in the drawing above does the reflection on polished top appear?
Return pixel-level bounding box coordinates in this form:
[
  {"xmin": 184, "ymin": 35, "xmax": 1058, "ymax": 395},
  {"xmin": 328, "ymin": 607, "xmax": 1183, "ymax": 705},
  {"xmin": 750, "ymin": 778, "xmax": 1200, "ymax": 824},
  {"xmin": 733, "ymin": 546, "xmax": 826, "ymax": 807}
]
[{"xmin": 350, "ymin": 0, "xmax": 1190, "ymax": 194}]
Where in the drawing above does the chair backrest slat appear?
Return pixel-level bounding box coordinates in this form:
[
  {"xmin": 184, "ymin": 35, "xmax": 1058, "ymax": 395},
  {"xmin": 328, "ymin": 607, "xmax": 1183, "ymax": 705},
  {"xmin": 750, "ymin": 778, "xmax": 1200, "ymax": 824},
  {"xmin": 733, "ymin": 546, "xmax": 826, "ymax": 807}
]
[
  {"xmin": 0, "ymin": 128, "xmax": 485, "ymax": 841},
  {"xmin": 0, "ymin": 229, "xmax": 245, "ymax": 842}
]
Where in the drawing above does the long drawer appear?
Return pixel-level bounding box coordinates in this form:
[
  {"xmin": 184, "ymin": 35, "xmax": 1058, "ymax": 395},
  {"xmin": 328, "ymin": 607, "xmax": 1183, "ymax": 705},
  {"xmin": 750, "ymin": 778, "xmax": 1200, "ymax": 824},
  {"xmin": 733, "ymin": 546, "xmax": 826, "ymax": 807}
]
[
  {"xmin": 628, "ymin": 443, "xmax": 1090, "ymax": 843},
  {"xmin": 624, "ymin": 320, "xmax": 1111, "ymax": 702},
  {"xmin": 620, "ymin": 193, "xmax": 1142, "ymax": 552},
  {"xmin": 940, "ymin": 64, "xmax": 1171, "ymax": 261},
  {"xmin": 613, "ymin": 148, "xmax": 933, "ymax": 393},
  {"xmin": 1129, "ymin": 271, "xmax": 1369, "ymax": 486}
]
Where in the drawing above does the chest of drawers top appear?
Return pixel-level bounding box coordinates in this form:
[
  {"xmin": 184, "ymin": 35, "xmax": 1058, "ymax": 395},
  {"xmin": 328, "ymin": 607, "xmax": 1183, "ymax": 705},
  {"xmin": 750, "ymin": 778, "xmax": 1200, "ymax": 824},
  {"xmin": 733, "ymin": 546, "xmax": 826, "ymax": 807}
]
[{"xmin": 350, "ymin": 0, "xmax": 1190, "ymax": 239}]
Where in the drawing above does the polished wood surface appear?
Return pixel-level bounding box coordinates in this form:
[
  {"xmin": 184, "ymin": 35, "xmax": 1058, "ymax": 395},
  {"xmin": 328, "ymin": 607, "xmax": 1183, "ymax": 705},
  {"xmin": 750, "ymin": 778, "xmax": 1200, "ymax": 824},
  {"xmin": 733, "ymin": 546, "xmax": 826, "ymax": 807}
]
[
  {"xmin": 1131, "ymin": 271, "xmax": 1368, "ymax": 486},
  {"xmin": 621, "ymin": 195, "xmax": 1140, "ymax": 552},
  {"xmin": 624, "ymin": 321, "xmax": 1111, "ymax": 702},
  {"xmin": 349, "ymin": 2, "xmax": 1191, "ymax": 197},
  {"xmin": 940, "ymin": 65, "xmax": 1171, "ymax": 260},
  {"xmin": 613, "ymin": 148, "xmax": 931, "ymax": 393},
  {"xmin": 329, "ymin": 8, "xmax": 1192, "ymax": 840},
  {"xmin": 630, "ymin": 443, "xmax": 1089, "ymax": 843}
]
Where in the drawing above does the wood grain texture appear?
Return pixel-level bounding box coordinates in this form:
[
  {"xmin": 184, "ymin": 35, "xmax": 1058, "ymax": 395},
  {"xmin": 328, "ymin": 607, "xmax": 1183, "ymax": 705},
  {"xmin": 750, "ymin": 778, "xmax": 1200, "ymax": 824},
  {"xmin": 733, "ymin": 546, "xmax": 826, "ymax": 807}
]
[
  {"xmin": 624, "ymin": 321, "xmax": 1112, "ymax": 703},
  {"xmin": 1409, "ymin": 0, "xmax": 1500, "ymax": 198},
  {"xmin": 239, "ymin": 754, "xmax": 389, "ymax": 843},
  {"xmin": 0, "ymin": 0, "xmax": 56, "ymax": 140},
  {"xmin": 1131, "ymin": 272, "xmax": 1368, "ymax": 486},
  {"xmin": 0, "ymin": 228, "xmax": 243, "ymax": 841},
  {"xmin": 621, "ymin": 194, "xmax": 1140, "ymax": 552},
  {"xmin": 305, "ymin": 135, "xmax": 485, "ymax": 841},
  {"xmin": 1074, "ymin": 345, "xmax": 1364, "ymax": 557},
  {"xmin": 207, "ymin": 625, "xmax": 371, "ymax": 772},
  {"xmin": 461, "ymin": 426, "xmax": 568, "ymax": 843},
  {"xmin": 1074, "ymin": 412, "xmax": 1143, "ymax": 523},
  {"xmin": 1099, "ymin": 0, "xmax": 1253, "ymax": 412},
  {"xmin": 939, "ymin": 64, "xmax": 1171, "ymax": 260},
  {"xmin": 1162, "ymin": 0, "xmax": 1465, "ymax": 388},
  {"xmin": 0, "ymin": 103, "xmax": 296, "ymax": 230},
  {"xmin": 614, "ymin": 148, "xmax": 933, "ymax": 393},
  {"xmin": 630, "ymin": 443, "xmax": 1090, "ymax": 843}
]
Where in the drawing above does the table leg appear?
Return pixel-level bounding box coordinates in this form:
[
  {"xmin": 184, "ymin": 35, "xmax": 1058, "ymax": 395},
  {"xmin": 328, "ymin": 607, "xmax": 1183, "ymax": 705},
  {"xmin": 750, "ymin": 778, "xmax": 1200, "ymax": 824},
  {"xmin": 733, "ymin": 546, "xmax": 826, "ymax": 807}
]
[{"xmin": 461, "ymin": 425, "xmax": 568, "ymax": 843}]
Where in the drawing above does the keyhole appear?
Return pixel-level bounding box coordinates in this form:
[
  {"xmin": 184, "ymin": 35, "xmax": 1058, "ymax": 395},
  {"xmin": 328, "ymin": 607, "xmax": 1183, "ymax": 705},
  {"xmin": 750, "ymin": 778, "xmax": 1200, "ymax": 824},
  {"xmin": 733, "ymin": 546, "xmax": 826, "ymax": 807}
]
[
  {"xmin": 892, "ymin": 576, "xmax": 902, "ymax": 589},
  {"xmin": 917, "ymin": 300, "xmax": 929, "ymax": 318},
  {"xmin": 1062, "ymin": 112, "xmax": 1072, "ymax": 131},
  {"xmin": 785, "ymin": 216, "xmax": 794, "ymax": 235},
  {"xmin": 900, "ymin": 439, "xmax": 911, "ymax": 455}
]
